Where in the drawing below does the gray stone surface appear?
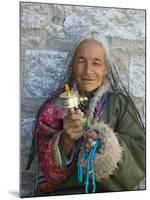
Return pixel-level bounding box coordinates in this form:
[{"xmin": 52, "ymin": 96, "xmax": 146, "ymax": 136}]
[
  {"xmin": 129, "ymin": 56, "xmax": 145, "ymax": 97},
  {"xmin": 48, "ymin": 4, "xmax": 65, "ymax": 26},
  {"xmin": 20, "ymin": 170, "xmax": 35, "ymax": 197},
  {"xmin": 110, "ymin": 47, "xmax": 129, "ymax": 89},
  {"xmin": 64, "ymin": 6, "xmax": 145, "ymax": 39},
  {"xmin": 21, "ymin": 3, "xmax": 49, "ymax": 29},
  {"xmin": 110, "ymin": 37, "xmax": 145, "ymax": 58},
  {"xmin": 46, "ymin": 23, "xmax": 65, "ymax": 38},
  {"xmin": 45, "ymin": 36, "xmax": 73, "ymax": 51},
  {"xmin": 23, "ymin": 50, "xmax": 68, "ymax": 98},
  {"xmin": 21, "ymin": 118, "xmax": 35, "ymax": 170},
  {"xmin": 21, "ymin": 29, "xmax": 48, "ymax": 49},
  {"xmin": 21, "ymin": 97, "xmax": 45, "ymax": 118}
]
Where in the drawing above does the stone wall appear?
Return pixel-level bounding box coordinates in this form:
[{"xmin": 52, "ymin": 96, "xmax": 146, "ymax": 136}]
[{"xmin": 20, "ymin": 2, "xmax": 146, "ymax": 197}]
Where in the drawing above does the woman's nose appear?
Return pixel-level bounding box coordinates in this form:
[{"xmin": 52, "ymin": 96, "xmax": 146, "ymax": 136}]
[{"xmin": 85, "ymin": 62, "xmax": 94, "ymax": 74}]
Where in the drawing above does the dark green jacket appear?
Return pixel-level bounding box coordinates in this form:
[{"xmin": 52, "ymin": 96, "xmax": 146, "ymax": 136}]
[{"xmin": 35, "ymin": 93, "xmax": 145, "ymax": 196}]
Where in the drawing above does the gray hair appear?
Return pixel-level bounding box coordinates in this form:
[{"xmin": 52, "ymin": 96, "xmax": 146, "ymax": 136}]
[{"xmin": 62, "ymin": 31, "xmax": 111, "ymax": 86}]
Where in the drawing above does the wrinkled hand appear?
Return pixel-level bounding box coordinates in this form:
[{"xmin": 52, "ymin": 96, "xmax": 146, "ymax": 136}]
[
  {"xmin": 60, "ymin": 109, "xmax": 83, "ymax": 156},
  {"xmin": 84, "ymin": 130, "xmax": 103, "ymax": 152},
  {"xmin": 63, "ymin": 109, "xmax": 83, "ymax": 141}
]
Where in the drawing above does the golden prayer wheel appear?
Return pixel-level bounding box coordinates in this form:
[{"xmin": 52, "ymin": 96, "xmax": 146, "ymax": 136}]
[
  {"xmin": 59, "ymin": 84, "xmax": 88, "ymax": 109},
  {"xmin": 59, "ymin": 91, "xmax": 79, "ymax": 109}
]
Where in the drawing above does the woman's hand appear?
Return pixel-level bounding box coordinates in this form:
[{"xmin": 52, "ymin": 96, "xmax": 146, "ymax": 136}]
[
  {"xmin": 84, "ymin": 130, "xmax": 103, "ymax": 152},
  {"xmin": 60, "ymin": 109, "xmax": 83, "ymax": 156},
  {"xmin": 63, "ymin": 109, "xmax": 83, "ymax": 141}
]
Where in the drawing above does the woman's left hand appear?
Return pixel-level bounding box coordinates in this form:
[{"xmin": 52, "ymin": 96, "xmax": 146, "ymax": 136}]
[{"xmin": 84, "ymin": 130, "xmax": 100, "ymax": 152}]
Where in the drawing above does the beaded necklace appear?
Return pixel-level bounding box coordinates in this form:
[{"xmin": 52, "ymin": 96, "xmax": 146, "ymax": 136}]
[
  {"xmin": 76, "ymin": 80, "xmax": 110, "ymax": 193},
  {"xmin": 78, "ymin": 139, "xmax": 101, "ymax": 193}
]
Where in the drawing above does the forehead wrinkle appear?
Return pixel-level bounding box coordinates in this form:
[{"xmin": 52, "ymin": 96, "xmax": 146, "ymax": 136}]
[
  {"xmin": 72, "ymin": 39, "xmax": 106, "ymax": 65},
  {"xmin": 76, "ymin": 48, "xmax": 105, "ymax": 61},
  {"xmin": 77, "ymin": 56, "xmax": 103, "ymax": 63}
]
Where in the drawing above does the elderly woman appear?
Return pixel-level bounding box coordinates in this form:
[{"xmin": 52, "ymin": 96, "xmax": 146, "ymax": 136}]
[{"xmin": 26, "ymin": 33, "xmax": 145, "ymax": 196}]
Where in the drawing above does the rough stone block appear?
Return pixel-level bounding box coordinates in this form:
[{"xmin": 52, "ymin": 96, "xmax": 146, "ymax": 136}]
[
  {"xmin": 129, "ymin": 57, "xmax": 145, "ymax": 97},
  {"xmin": 48, "ymin": 4, "xmax": 65, "ymax": 26},
  {"xmin": 20, "ymin": 170, "xmax": 35, "ymax": 197},
  {"xmin": 46, "ymin": 23, "xmax": 65, "ymax": 38},
  {"xmin": 45, "ymin": 37, "xmax": 72, "ymax": 51},
  {"xmin": 110, "ymin": 37, "xmax": 145, "ymax": 58},
  {"xmin": 64, "ymin": 6, "xmax": 145, "ymax": 39},
  {"xmin": 110, "ymin": 47, "xmax": 129, "ymax": 90},
  {"xmin": 21, "ymin": 97, "xmax": 46, "ymax": 118},
  {"xmin": 21, "ymin": 118, "xmax": 35, "ymax": 170},
  {"xmin": 23, "ymin": 50, "xmax": 68, "ymax": 98},
  {"xmin": 21, "ymin": 2, "xmax": 49, "ymax": 29},
  {"xmin": 21, "ymin": 36, "xmax": 42, "ymax": 49}
]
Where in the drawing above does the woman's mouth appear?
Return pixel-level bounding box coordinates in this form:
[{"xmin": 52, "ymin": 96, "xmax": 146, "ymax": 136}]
[{"xmin": 82, "ymin": 78, "xmax": 95, "ymax": 83}]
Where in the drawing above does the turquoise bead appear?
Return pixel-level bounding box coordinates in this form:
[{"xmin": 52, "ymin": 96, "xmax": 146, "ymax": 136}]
[{"xmin": 77, "ymin": 139, "xmax": 101, "ymax": 193}]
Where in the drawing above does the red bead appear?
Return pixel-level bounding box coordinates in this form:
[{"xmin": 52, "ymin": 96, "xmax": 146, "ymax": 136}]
[{"xmin": 80, "ymin": 160, "xmax": 84, "ymax": 164}]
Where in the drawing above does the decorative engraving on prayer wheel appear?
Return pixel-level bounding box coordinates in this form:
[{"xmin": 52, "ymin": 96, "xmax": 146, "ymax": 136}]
[{"xmin": 59, "ymin": 92, "xmax": 79, "ymax": 108}]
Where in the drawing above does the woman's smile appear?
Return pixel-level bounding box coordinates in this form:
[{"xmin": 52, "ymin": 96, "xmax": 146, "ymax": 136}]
[{"xmin": 82, "ymin": 78, "xmax": 95, "ymax": 83}]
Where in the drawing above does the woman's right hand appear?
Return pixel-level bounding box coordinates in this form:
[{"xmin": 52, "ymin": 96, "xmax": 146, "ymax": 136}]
[
  {"xmin": 63, "ymin": 109, "xmax": 83, "ymax": 141},
  {"xmin": 60, "ymin": 109, "xmax": 83, "ymax": 156}
]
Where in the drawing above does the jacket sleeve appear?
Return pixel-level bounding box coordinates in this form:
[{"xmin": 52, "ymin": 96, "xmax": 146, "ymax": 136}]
[
  {"xmin": 79, "ymin": 94, "xmax": 145, "ymax": 191},
  {"xmin": 36, "ymin": 100, "xmax": 76, "ymax": 192}
]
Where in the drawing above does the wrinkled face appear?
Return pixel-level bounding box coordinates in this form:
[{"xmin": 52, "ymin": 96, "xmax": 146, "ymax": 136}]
[{"xmin": 72, "ymin": 39, "xmax": 107, "ymax": 96}]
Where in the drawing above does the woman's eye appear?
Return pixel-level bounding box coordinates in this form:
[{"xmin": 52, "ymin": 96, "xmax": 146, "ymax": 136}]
[
  {"xmin": 93, "ymin": 62, "xmax": 100, "ymax": 66},
  {"xmin": 78, "ymin": 60, "xmax": 85, "ymax": 63}
]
